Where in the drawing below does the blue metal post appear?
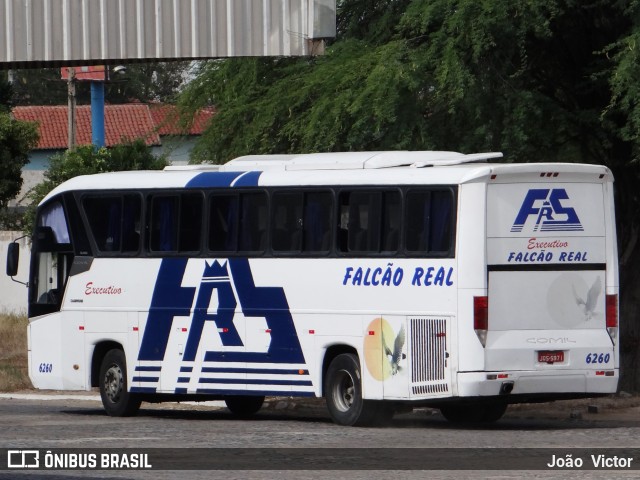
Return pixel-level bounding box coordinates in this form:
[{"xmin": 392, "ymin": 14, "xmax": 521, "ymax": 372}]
[{"xmin": 90, "ymin": 81, "xmax": 105, "ymax": 148}]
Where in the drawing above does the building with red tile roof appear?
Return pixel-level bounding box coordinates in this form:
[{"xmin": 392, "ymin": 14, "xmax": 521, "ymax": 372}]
[
  {"xmin": 149, "ymin": 104, "xmax": 215, "ymax": 137},
  {"xmin": 12, "ymin": 104, "xmax": 214, "ymax": 150},
  {"xmin": 10, "ymin": 103, "xmax": 214, "ymax": 206}
]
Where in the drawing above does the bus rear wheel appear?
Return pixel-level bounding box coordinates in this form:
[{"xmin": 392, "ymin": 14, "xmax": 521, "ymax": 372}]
[
  {"xmin": 440, "ymin": 402, "xmax": 507, "ymax": 424},
  {"xmin": 99, "ymin": 349, "xmax": 141, "ymax": 417},
  {"xmin": 224, "ymin": 395, "xmax": 265, "ymax": 417},
  {"xmin": 325, "ymin": 353, "xmax": 392, "ymax": 426}
]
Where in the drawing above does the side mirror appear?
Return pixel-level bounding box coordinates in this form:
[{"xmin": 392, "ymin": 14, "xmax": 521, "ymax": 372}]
[{"xmin": 6, "ymin": 242, "xmax": 19, "ymax": 277}]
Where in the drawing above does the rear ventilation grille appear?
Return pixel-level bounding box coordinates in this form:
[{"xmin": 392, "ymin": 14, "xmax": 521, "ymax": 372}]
[{"xmin": 410, "ymin": 317, "xmax": 450, "ymax": 396}]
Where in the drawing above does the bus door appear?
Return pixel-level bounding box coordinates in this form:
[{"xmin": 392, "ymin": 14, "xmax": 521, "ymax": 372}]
[{"xmin": 28, "ymin": 201, "xmax": 83, "ymax": 390}]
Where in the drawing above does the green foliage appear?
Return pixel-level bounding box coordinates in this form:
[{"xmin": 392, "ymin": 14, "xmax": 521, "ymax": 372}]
[
  {"xmin": 181, "ymin": 0, "xmax": 631, "ymax": 168},
  {"xmin": 9, "ymin": 63, "xmax": 192, "ymax": 106},
  {"xmin": 9, "ymin": 69, "xmax": 68, "ymax": 105},
  {"xmin": 0, "ymin": 113, "xmax": 38, "ymax": 210},
  {"xmin": 107, "ymin": 62, "xmax": 193, "ymax": 103},
  {"xmin": 180, "ymin": 40, "xmax": 433, "ymax": 162},
  {"xmin": 605, "ymin": 1, "xmax": 640, "ymax": 161},
  {"xmin": 0, "ymin": 74, "xmax": 13, "ymax": 112}
]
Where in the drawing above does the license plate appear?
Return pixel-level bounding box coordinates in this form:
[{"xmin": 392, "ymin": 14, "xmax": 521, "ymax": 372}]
[{"xmin": 538, "ymin": 351, "xmax": 564, "ymax": 364}]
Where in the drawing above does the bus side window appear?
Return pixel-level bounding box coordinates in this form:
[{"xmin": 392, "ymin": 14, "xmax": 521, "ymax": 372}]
[
  {"xmin": 381, "ymin": 192, "xmax": 401, "ymax": 253},
  {"xmin": 429, "ymin": 191, "xmax": 453, "ymax": 253},
  {"xmin": 121, "ymin": 196, "xmax": 142, "ymax": 252},
  {"xmin": 239, "ymin": 192, "xmax": 268, "ymax": 252},
  {"xmin": 83, "ymin": 195, "xmax": 141, "ymax": 254},
  {"xmin": 339, "ymin": 191, "xmax": 378, "ymax": 253},
  {"xmin": 339, "ymin": 190, "xmax": 399, "ymax": 254},
  {"xmin": 178, "ymin": 193, "xmax": 204, "ymax": 252},
  {"xmin": 406, "ymin": 191, "xmax": 432, "ymax": 253},
  {"xmin": 303, "ymin": 192, "xmax": 332, "ymax": 253},
  {"xmin": 209, "ymin": 194, "xmax": 239, "ymax": 253},
  {"xmin": 405, "ymin": 190, "xmax": 453, "ymax": 255},
  {"xmin": 272, "ymin": 192, "xmax": 303, "ymax": 252},
  {"xmin": 150, "ymin": 193, "xmax": 205, "ymax": 253}
]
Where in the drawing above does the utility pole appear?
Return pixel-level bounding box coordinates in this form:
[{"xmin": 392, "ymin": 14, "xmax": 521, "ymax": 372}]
[{"xmin": 67, "ymin": 67, "xmax": 76, "ymax": 149}]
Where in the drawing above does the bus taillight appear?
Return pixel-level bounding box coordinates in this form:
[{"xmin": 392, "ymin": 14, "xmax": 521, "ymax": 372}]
[
  {"xmin": 474, "ymin": 296, "xmax": 488, "ymax": 347},
  {"xmin": 606, "ymin": 294, "xmax": 618, "ymax": 345}
]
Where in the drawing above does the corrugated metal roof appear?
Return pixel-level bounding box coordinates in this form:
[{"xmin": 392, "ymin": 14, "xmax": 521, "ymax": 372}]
[{"xmin": 0, "ymin": 0, "xmax": 336, "ymax": 67}]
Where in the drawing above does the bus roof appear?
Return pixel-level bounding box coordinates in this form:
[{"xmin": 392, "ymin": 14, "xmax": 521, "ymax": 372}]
[{"xmin": 40, "ymin": 151, "xmax": 612, "ymax": 205}]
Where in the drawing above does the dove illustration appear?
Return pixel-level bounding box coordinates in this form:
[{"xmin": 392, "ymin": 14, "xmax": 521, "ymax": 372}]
[
  {"xmin": 572, "ymin": 277, "xmax": 602, "ymax": 321},
  {"xmin": 382, "ymin": 324, "xmax": 406, "ymax": 375}
]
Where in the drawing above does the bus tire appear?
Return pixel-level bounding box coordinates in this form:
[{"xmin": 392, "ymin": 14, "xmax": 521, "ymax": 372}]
[
  {"xmin": 480, "ymin": 402, "xmax": 508, "ymax": 423},
  {"xmin": 99, "ymin": 349, "xmax": 141, "ymax": 417},
  {"xmin": 440, "ymin": 402, "xmax": 507, "ymax": 424},
  {"xmin": 325, "ymin": 353, "xmax": 390, "ymax": 426},
  {"xmin": 224, "ymin": 395, "xmax": 265, "ymax": 417}
]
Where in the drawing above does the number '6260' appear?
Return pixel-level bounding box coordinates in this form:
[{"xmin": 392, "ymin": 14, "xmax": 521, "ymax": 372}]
[
  {"xmin": 38, "ymin": 363, "xmax": 53, "ymax": 373},
  {"xmin": 585, "ymin": 353, "xmax": 610, "ymax": 364}
]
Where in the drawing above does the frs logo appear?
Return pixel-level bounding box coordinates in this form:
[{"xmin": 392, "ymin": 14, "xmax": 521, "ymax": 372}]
[{"xmin": 511, "ymin": 189, "xmax": 583, "ymax": 233}]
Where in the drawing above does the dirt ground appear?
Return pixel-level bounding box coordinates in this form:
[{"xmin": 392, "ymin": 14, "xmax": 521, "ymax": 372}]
[{"xmin": 503, "ymin": 392, "xmax": 640, "ymax": 422}]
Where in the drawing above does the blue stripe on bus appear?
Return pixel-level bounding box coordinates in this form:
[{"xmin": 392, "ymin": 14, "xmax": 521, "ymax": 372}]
[
  {"xmin": 199, "ymin": 378, "xmax": 313, "ymax": 386},
  {"xmin": 132, "ymin": 376, "xmax": 160, "ymax": 383},
  {"xmin": 180, "ymin": 366, "xmax": 194, "ymax": 372},
  {"xmin": 201, "ymin": 367, "xmax": 309, "ymax": 375},
  {"xmin": 138, "ymin": 258, "xmax": 196, "ymax": 361},
  {"xmin": 175, "ymin": 388, "xmax": 188, "ymax": 394},
  {"xmin": 196, "ymin": 388, "xmax": 315, "ymax": 397},
  {"xmin": 130, "ymin": 387, "xmax": 157, "ymax": 394},
  {"xmin": 135, "ymin": 366, "xmax": 162, "ymax": 371},
  {"xmin": 177, "ymin": 377, "xmax": 191, "ymax": 383},
  {"xmin": 231, "ymin": 171, "xmax": 262, "ymax": 187},
  {"xmin": 185, "ymin": 171, "xmax": 244, "ymax": 188}
]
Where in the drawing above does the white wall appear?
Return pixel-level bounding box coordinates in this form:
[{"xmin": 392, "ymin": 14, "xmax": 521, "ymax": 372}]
[{"xmin": 0, "ymin": 232, "xmax": 30, "ymax": 314}]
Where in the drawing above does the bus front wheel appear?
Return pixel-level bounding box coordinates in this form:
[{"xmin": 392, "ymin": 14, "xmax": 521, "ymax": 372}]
[
  {"xmin": 325, "ymin": 353, "xmax": 392, "ymax": 426},
  {"xmin": 99, "ymin": 349, "xmax": 141, "ymax": 417}
]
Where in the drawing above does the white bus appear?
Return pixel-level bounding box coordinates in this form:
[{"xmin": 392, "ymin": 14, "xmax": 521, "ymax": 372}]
[{"xmin": 6, "ymin": 151, "xmax": 619, "ymax": 426}]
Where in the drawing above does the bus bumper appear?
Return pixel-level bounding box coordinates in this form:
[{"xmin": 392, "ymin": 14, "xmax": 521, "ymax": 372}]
[{"xmin": 456, "ymin": 370, "xmax": 619, "ymax": 398}]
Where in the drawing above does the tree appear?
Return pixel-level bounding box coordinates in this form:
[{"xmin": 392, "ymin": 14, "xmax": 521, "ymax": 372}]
[
  {"xmin": 0, "ymin": 74, "xmax": 13, "ymax": 111},
  {"xmin": 179, "ymin": 0, "xmax": 640, "ymax": 390},
  {"xmin": 0, "ymin": 112, "xmax": 39, "ymax": 210},
  {"xmin": 9, "ymin": 62, "xmax": 193, "ymax": 106},
  {"xmin": 107, "ymin": 61, "xmax": 193, "ymax": 103},
  {"xmin": 600, "ymin": 0, "xmax": 640, "ymax": 391}
]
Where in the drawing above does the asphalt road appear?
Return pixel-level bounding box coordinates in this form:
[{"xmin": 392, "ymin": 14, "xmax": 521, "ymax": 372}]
[{"xmin": 1, "ymin": 393, "xmax": 639, "ymax": 479}]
